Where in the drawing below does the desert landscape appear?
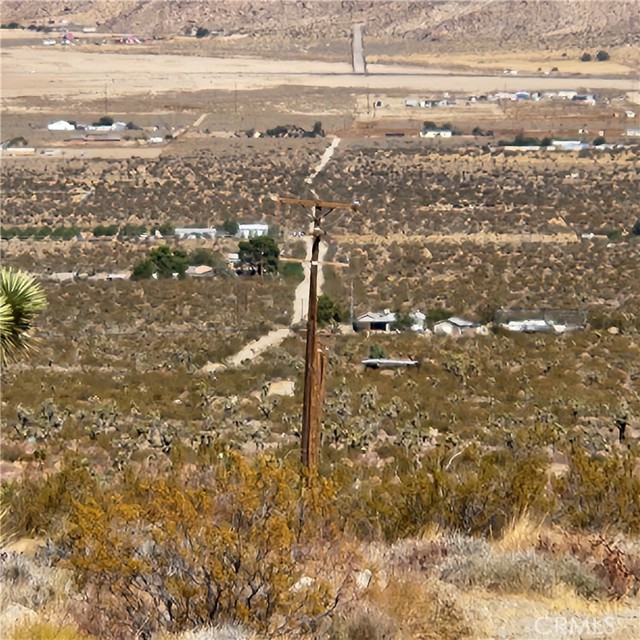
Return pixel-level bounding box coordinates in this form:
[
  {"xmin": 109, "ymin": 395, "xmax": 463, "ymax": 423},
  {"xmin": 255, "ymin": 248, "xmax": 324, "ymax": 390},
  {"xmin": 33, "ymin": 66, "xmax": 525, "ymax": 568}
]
[{"xmin": 1, "ymin": 2, "xmax": 640, "ymax": 640}]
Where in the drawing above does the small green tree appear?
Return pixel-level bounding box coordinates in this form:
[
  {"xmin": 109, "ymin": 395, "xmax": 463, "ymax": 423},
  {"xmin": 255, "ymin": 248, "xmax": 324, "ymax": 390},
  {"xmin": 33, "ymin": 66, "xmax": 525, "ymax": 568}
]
[
  {"xmin": 580, "ymin": 52, "xmax": 592, "ymax": 62},
  {"xmin": 222, "ymin": 219, "xmax": 239, "ymax": 236},
  {"xmin": 93, "ymin": 224, "xmax": 118, "ymax": 237},
  {"xmin": 369, "ymin": 344, "xmax": 387, "ymax": 360},
  {"xmin": 317, "ymin": 295, "xmax": 344, "ymax": 326},
  {"xmin": 595, "ymin": 50, "xmax": 610, "ymax": 61},
  {"xmin": 131, "ymin": 245, "xmax": 188, "ymax": 280},
  {"xmin": 151, "ymin": 221, "xmax": 174, "ymax": 237},
  {"xmin": 593, "ymin": 136, "xmax": 606, "ymax": 146},
  {"xmin": 392, "ymin": 310, "xmax": 414, "ymax": 331},
  {"xmin": 631, "ymin": 219, "xmax": 640, "ymax": 236},
  {"xmin": 238, "ymin": 236, "xmax": 279, "ymax": 275},
  {"xmin": 189, "ymin": 248, "xmax": 219, "ymax": 267},
  {"xmin": 8, "ymin": 136, "xmax": 28, "ymax": 147},
  {"xmin": 131, "ymin": 259, "xmax": 154, "ymax": 280}
]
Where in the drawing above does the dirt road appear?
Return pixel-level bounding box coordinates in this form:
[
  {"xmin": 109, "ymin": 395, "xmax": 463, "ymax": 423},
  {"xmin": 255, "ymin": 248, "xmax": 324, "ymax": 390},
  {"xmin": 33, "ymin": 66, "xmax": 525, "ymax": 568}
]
[
  {"xmin": 222, "ymin": 130, "xmax": 336, "ymax": 369},
  {"xmin": 224, "ymin": 235, "xmax": 327, "ymax": 367}
]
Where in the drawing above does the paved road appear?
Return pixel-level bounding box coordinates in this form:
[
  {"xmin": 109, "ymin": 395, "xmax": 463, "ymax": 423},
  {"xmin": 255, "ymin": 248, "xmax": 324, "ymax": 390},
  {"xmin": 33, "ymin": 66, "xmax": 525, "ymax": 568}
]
[{"xmin": 352, "ymin": 23, "xmax": 366, "ymax": 74}]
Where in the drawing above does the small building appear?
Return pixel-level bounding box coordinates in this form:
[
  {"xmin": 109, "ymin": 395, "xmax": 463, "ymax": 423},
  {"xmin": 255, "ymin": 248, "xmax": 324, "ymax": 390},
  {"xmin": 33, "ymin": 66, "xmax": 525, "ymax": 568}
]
[
  {"xmin": 626, "ymin": 128, "xmax": 640, "ymax": 138},
  {"xmin": 503, "ymin": 319, "xmax": 554, "ymax": 333},
  {"xmin": 496, "ymin": 308, "xmax": 585, "ymax": 333},
  {"xmin": 411, "ymin": 311, "xmax": 426, "ymax": 332},
  {"xmin": 433, "ymin": 317, "xmax": 487, "ymax": 337},
  {"xmin": 237, "ymin": 223, "xmax": 269, "ymax": 239},
  {"xmin": 48, "ymin": 120, "xmax": 76, "ymax": 131},
  {"xmin": 552, "ymin": 139, "xmax": 589, "ymax": 151},
  {"xmin": 51, "ymin": 272, "xmax": 76, "ymax": 283},
  {"xmin": 106, "ymin": 272, "xmax": 131, "ymax": 281},
  {"xmin": 175, "ymin": 227, "xmax": 217, "ymax": 239},
  {"xmin": 186, "ymin": 265, "xmax": 213, "ymax": 277},
  {"xmin": 3, "ymin": 147, "xmax": 36, "ymax": 156},
  {"xmin": 420, "ymin": 129, "xmax": 452, "ymax": 139},
  {"xmin": 353, "ymin": 310, "xmax": 397, "ymax": 332}
]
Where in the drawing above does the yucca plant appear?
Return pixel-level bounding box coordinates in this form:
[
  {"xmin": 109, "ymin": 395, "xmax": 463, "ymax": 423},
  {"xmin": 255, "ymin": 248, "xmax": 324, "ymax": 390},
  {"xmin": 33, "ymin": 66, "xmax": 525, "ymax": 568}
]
[{"xmin": 1, "ymin": 267, "xmax": 47, "ymax": 365}]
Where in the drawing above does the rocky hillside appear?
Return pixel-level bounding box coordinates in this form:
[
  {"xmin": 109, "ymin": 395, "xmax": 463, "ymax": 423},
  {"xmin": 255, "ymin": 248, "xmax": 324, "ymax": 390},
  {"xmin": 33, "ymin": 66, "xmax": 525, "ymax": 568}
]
[{"xmin": 3, "ymin": 0, "xmax": 639, "ymax": 51}]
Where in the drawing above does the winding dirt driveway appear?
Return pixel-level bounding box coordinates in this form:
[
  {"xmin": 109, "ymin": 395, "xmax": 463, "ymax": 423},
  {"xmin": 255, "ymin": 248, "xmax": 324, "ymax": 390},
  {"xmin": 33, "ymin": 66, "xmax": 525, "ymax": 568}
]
[{"xmin": 224, "ymin": 236, "xmax": 327, "ymax": 367}]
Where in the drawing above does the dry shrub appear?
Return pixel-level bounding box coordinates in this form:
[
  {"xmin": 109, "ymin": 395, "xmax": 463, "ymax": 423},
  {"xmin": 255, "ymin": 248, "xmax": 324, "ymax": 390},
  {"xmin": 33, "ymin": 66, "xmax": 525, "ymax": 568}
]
[
  {"xmin": 154, "ymin": 624, "xmax": 255, "ymax": 640},
  {"xmin": 0, "ymin": 552, "xmax": 71, "ymax": 612},
  {"xmin": 326, "ymin": 602, "xmax": 398, "ymax": 640},
  {"xmin": 537, "ymin": 531, "xmax": 640, "ymax": 599},
  {"xmin": 325, "ymin": 573, "xmax": 470, "ymax": 640},
  {"xmin": 553, "ymin": 447, "xmax": 640, "ymax": 533},
  {"xmin": 439, "ymin": 548, "xmax": 603, "ymax": 599},
  {"xmin": 58, "ymin": 454, "xmax": 344, "ymax": 639}
]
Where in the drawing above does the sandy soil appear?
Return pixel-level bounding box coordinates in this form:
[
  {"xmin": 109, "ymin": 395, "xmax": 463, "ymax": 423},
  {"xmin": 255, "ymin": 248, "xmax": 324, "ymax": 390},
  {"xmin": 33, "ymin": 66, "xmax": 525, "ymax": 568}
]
[
  {"xmin": 370, "ymin": 49, "xmax": 637, "ymax": 76},
  {"xmin": 2, "ymin": 48, "xmax": 637, "ymax": 110},
  {"xmin": 333, "ymin": 232, "xmax": 580, "ymax": 246}
]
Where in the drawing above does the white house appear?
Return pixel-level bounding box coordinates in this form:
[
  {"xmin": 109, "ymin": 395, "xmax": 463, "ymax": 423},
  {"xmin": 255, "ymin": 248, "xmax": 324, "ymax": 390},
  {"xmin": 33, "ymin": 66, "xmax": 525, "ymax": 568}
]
[
  {"xmin": 353, "ymin": 310, "xmax": 397, "ymax": 332},
  {"xmin": 48, "ymin": 120, "xmax": 76, "ymax": 131},
  {"xmin": 420, "ymin": 129, "xmax": 452, "ymax": 139},
  {"xmin": 238, "ymin": 223, "xmax": 269, "ymax": 238},
  {"xmin": 626, "ymin": 128, "xmax": 640, "ymax": 137},
  {"xmin": 353, "ymin": 310, "xmax": 426, "ymax": 333},
  {"xmin": 433, "ymin": 317, "xmax": 487, "ymax": 337}
]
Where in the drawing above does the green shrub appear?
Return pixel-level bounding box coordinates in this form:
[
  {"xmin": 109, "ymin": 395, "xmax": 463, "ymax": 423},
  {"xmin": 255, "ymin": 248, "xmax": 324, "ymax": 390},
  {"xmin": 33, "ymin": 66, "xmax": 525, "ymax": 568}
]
[{"xmin": 279, "ymin": 260, "xmax": 304, "ymax": 282}]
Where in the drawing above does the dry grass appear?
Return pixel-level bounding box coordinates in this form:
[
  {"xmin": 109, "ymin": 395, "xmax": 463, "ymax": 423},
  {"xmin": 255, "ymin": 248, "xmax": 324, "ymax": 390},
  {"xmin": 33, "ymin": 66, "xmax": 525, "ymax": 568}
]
[
  {"xmin": 497, "ymin": 510, "xmax": 548, "ymax": 553},
  {"xmin": 8, "ymin": 621, "xmax": 92, "ymax": 640}
]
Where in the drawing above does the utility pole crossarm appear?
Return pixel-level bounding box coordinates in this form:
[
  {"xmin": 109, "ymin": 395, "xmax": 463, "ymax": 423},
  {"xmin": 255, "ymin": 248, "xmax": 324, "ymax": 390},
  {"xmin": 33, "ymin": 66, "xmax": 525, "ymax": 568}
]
[{"xmin": 277, "ymin": 196, "xmax": 359, "ymax": 212}]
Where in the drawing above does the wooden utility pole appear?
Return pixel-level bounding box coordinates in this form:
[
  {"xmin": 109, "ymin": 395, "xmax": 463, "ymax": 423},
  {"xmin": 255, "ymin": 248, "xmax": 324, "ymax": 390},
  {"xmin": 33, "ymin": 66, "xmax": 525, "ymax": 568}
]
[{"xmin": 278, "ymin": 197, "xmax": 359, "ymax": 474}]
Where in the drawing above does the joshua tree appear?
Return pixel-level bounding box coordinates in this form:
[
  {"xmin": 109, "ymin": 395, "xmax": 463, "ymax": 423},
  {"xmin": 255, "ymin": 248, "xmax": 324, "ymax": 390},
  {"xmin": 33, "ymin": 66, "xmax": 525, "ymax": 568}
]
[{"xmin": 0, "ymin": 267, "xmax": 47, "ymax": 364}]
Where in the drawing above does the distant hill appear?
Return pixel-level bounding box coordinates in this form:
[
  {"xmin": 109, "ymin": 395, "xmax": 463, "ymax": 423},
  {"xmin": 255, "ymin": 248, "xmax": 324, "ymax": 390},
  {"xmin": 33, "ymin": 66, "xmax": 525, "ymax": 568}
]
[{"xmin": 3, "ymin": 0, "xmax": 639, "ymax": 52}]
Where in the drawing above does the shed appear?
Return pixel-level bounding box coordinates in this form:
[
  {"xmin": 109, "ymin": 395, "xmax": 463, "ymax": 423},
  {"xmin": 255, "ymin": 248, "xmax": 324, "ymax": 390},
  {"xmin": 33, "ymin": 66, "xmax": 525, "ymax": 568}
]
[
  {"xmin": 420, "ymin": 129, "xmax": 452, "ymax": 139},
  {"xmin": 48, "ymin": 120, "xmax": 75, "ymax": 131},
  {"xmin": 433, "ymin": 317, "xmax": 486, "ymax": 337}
]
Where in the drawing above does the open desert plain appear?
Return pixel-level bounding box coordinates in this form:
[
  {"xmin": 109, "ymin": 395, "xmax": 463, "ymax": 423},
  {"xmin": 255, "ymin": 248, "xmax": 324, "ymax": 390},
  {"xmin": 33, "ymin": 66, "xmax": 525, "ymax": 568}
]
[{"xmin": 1, "ymin": 1, "xmax": 640, "ymax": 639}]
